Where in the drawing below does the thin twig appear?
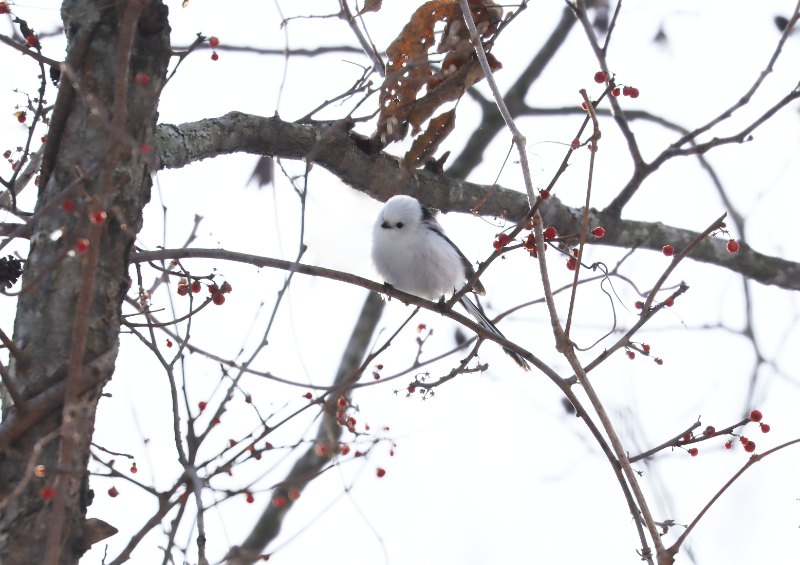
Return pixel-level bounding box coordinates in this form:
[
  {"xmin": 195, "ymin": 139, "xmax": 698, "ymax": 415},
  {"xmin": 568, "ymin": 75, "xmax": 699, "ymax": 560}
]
[
  {"xmin": 458, "ymin": 0, "xmax": 536, "ymax": 205},
  {"xmin": 666, "ymin": 438, "xmax": 800, "ymax": 562}
]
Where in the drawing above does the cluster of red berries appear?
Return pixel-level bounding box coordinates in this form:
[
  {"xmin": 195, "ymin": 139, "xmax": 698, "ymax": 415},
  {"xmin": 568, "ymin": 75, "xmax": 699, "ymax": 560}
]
[
  {"xmin": 492, "ymin": 232, "xmax": 511, "ymax": 250},
  {"xmin": 177, "ymin": 280, "xmax": 232, "ymax": 304},
  {"xmin": 610, "ymin": 86, "xmax": 639, "ymax": 98},
  {"xmin": 210, "ymin": 36, "xmax": 220, "ymax": 60}
]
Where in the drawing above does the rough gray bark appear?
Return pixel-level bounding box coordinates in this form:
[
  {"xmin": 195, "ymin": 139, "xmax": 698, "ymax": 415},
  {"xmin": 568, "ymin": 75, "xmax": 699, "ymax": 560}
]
[
  {"xmin": 0, "ymin": 1, "xmax": 171, "ymax": 563},
  {"xmin": 155, "ymin": 113, "xmax": 800, "ymax": 292}
]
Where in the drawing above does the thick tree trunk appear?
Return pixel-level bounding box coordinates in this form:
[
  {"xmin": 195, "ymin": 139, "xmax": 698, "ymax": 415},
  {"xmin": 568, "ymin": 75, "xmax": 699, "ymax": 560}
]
[{"xmin": 0, "ymin": 1, "xmax": 170, "ymax": 563}]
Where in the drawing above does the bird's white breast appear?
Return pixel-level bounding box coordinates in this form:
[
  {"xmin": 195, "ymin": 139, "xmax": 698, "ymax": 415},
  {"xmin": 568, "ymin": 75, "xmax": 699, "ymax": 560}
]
[{"xmin": 372, "ymin": 221, "xmax": 464, "ymax": 301}]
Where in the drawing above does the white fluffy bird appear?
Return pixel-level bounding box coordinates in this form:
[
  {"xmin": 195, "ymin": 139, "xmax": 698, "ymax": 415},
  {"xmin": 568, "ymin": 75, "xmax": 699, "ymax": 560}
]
[{"xmin": 372, "ymin": 195, "xmax": 529, "ymax": 371}]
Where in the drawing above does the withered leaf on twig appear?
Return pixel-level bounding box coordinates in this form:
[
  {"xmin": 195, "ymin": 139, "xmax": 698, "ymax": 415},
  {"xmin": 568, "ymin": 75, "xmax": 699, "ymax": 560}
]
[
  {"xmin": 356, "ymin": 0, "xmax": 383, "ymax": 17},
  {"xmin": 403, "ymin": 109, "xmax": 456, "ymax": 168},
  {"xmin": 375, "ymin": 0, "xmax": 503, "ymax": 148}
]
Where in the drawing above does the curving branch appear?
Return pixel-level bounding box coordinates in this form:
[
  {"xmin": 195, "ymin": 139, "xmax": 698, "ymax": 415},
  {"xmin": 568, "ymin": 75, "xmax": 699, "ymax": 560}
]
[{"xmin": 154, "ymin": 113, "xmax": 800, "ymax": 292}]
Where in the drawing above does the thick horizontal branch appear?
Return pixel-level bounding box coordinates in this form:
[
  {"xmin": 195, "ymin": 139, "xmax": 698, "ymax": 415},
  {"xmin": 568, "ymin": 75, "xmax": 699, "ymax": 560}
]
[{"xmin": 154, "ymin": 113, "xmax": 800, "ymax": 292}]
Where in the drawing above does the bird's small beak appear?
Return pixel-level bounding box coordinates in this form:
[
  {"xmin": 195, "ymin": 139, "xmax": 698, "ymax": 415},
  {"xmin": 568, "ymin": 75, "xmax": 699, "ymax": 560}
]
[{"xmin": 381, "ymin": 221, "xmax": 390, "ymax": 229}]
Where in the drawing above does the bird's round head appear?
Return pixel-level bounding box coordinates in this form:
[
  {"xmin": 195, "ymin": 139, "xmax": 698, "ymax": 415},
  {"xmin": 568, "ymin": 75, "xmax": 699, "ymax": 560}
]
[{"xmin": 376, "ymin": 195, "xmax": 426, "ymax": 234}]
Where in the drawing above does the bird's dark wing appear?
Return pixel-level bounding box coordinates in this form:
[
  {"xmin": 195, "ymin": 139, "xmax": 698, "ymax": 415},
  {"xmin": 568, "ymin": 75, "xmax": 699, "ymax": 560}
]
[{"xmin": 420, "ymin": 203, "xmax": 486, "ymax": 295}]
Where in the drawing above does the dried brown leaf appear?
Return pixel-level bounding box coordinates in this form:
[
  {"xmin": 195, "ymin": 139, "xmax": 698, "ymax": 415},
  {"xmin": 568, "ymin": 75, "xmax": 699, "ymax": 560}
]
[
  {"xmin": 403, "ymin": 109, "xmax": 456, "ymax": 168},
  {"xmin": 356, "ymin": 0, "xmax": 383, "ymax": 16},
  {"xmin": 375, "ymin": 0, "xmax": 503, "ymax": 146}
]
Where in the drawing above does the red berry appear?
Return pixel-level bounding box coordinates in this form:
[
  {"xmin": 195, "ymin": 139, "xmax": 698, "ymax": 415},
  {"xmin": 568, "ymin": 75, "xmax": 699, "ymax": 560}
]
[
  {"xmin": 347, "ymin": 417, "xmax": 356, "ymax": 427},
  {"xmin": 209, "ymin": 36, "xmax": 220, "ymax": 47},
  {"xmin": 198, "ymin": 401, "xmax": 207, "ymax": 411},
  {"xmin": 566, "ymin": 258, "xmax": 577, "ymax": 271},
  {"xmin": 337, "ymin": 396, "xmax": 347, "ymax": 408},
  {"xmin": 0, "ymin": 3, "xmax": 9, "ymax": 15},
  {"xmin": 612, "ymin": 88, "xmax": 620, "ymax": 97},
  {"xmin": 629, "ymin": 87, "xmax": 640, "ymax": 98},
  {"xmin": 17, "ymin": 113, "xmax": 26, "ymax": 124},
  {"xmin": 191, "ymin": 280, "xmax": 202, "ymax": 293},
  {"xmin": 177, "ymin": 284, "xmax": 189, "ymax": 296},
  {"xmin": 213, "ymin": 293, "xmax": 225, "ymax": 305},
  {"xmin": 40, "ymin": 486, "xmax": 56, "ymax": 500},
  {"xmin": 373, "ymin": 372, "xmax": 381, "ymax": 380},
  {"xmin": 75, "ymin": 238, "xmax": 89, "ymax": 254},
  {"xmin": 288, "ymin": 489, "xmax": 300, "ymax": 501},
  {"xmin": 725, "ymin": 442, "xmax": 732, "ymax": 449},
  {"xmin": 581, "ymin": 101, "xmax": 588, "ymax": 111},
  {"xmin": 634, "ymin": 301, "xmax": 643, "ymax": 310},
  {"xmin": 336, "ymin": 411, "xmax": 345, "ymax": 421},
  {"xmin": 91, "ymin": 210, "xmax": 106, "ymax": 225},
  {"xmin": 166, "ymin": 339, "xmax": 173, "ymax": 348},
  {"xmin": 140, "ymin": 145, "xmax": 150, "ymax": 153},
  {"xmin": 41, "ymin": 136, "xmax": 46, "ymax": 143},
  {"xmin": 570, "ymin": 139, "xmax": 580, "ymax": 150},
  {"xmin": 655, "ymin": 358, "xmax": 663, "ymax": 365},
  {"xmin": 2, "ymin": 150, "xmax": 10, "ymax": 159},
  {"xmin": 272, "ymin": 495, "xmax": 286, "ymax": 508},
  {"xmin": 340, "ymin": 444, "xmax": 350, "ymax": 455},
  {"xmin": 543, "ymin": 226, "xmax": 556, "ymax": 240},
  {"xmin": 683, "ymin": 434, "xmax": 691, "ymax": 442},
  {"xmin": 208, "ymin": 283, "xmax": 219, "ymax": 294},
  {"xmin": 134, "ymin": 73, "xmax": 150, "ymax": 86},
  {"xmin": 220, "ymin": 281, "xmax": 232, "ymax": 293},
  {"xmin": 662, "ymin": 245, "xmax": 674, "ymax": 256},
  {"xmin": 523, "ymin": 235, "xmax": 535, "ymax": 250},
  {"xmin": 593, "ymin": 227, "xmax": 605, "ymax": 238},
  {"xmin": 211, "ymin": 417, "xmax": 221, "ymax": 425},
  {"xmin": 665, "ymin": 298, "xmax": 675, "ymax": 307},
  {"xmin": 740, "ymin": 437, "xmax": 749, "ymax": 445},
  {"xmin": 211, "ymin": 52, "xmax": 219, "ymax": 61},
  {"xmin": 315, "ymin": 443, "xmax": 327, "ymax": 456},
  {"xmin": 745, "ymin": 441, "xmax": 756, "ymax": 453},
  {"xmin": 407, "ymin": 387, "xmax": 415, "ymax": 393},
  {"xmin": 688, "ymin": 448, "xmax": 698, "ymax": 457},
  {"xmin": 727, "ymin": 240, "xmax": 739, "ymax": 253},
  {"xmin": 622, "ymin": 86, "xmax": 631, "ymax": 96},
  {"xmin": 540, "ymin": 189, "xmax": 550, "ymax": 200},
  {"xmin": 704, "ymin": 426, "xmax": 715, "ymax": 437},
  {"xmin": 760, "ymin": 424, "xmax": 770, "ymax": 433},
  {"xmin": 749, "ymin": 410, "xmax": 763, "ymax": 422},
  {"xmin": 246, "ymin": 493, "xmax": 254, "ymax": 503},
  {"xmin": 61, "ymin": 199, "xmax": 74, "ymax": 212},
  {"xmin": 130, "ymin": 464, "xmax": 137, "ymax": 474},
  {"xmin": 642, "ymin": 344, "xmax": 651, "ymax": 353},
  {"xmin": 376, "ymin": 468, "xmax": 386, "ymax": 478},
  {"xmin": 498, "ymin": 233, "xmax": 510, "ymax": 245},
  {"xmin": 492, "ymin": 240, "xmax": 502, "ymax": 250},
  {"xmin": 304, "ymin": 392, "xmax": 312, "ymax": 399},
  {"xmin": 108, "ymin": 487, "xmax": 119, "ymax": 498},
  {"xmin": 26, "ymin": 35, "xmax": 37, "ymax": 47},
  {"xmin": 594, "ymin": 71, "xmax": 607, "ymax": 83},
  {"xmin": 627, "ymin": 351, "xmax": 635, "ymax": 360}
]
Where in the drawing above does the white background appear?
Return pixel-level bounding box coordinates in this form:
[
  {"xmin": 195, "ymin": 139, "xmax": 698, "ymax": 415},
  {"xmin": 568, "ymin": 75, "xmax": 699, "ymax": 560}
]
[{"xmin": 1, "ymin": 1, "xmax": 799, "ymax": 564}]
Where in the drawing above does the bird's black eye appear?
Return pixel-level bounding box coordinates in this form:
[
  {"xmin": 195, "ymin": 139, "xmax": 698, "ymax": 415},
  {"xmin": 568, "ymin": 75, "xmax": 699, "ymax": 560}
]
[{"xmin": 396, "ymin": 222, "xmax": 404, "ymax": 228}]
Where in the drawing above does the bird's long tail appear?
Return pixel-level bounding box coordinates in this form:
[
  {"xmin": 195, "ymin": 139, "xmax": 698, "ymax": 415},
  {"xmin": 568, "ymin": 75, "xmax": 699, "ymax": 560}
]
[{"xmin": 459, "ymin": 296, "xmax": 530, "ymax": 371}]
